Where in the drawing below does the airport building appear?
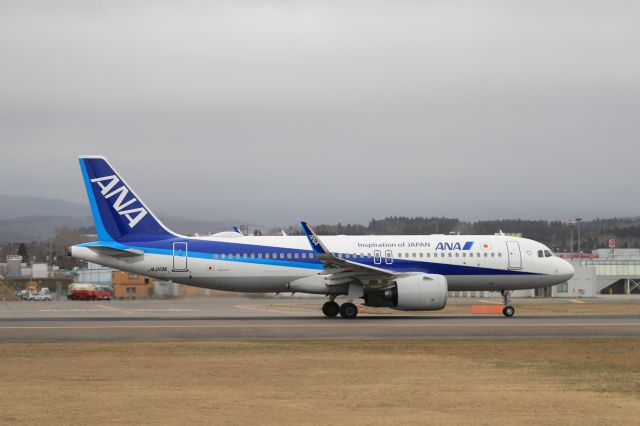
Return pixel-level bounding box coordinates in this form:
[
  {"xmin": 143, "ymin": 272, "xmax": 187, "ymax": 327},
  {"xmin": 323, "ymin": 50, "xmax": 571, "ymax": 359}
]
[
  {"xmin": 73, "ymin": 263, "xmax": 181, "ymax": 299},
  {"xmin": 1, "ymin": 255, "xmax": 60, "ymax": 280},
  {"xmin": 112, "ymin": 271, "xmax": 153, "ymax": 300}
]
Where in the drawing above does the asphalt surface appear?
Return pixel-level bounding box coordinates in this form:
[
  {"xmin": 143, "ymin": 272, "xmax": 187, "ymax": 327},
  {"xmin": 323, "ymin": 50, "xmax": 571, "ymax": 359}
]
[{"xmin": 1, "ymin": 297, "xmax": 639, "ymax": 342}]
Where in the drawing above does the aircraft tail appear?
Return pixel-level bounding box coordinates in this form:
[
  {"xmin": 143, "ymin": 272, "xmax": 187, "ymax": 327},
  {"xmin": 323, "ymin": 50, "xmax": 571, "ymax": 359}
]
[{"xmin": 79, "ymin": 155, "xmax": 176, "ymax": 242}]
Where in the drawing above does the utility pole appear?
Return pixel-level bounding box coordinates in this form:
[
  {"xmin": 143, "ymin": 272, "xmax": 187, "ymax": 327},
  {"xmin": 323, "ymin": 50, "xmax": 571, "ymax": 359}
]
[
  {"xmin": 568, "ymin": 220, "xmax": 575, "ymax": 261},
  {"xmin": 575, "ymin": 218, "xmax": 583, "ymax": 260}
]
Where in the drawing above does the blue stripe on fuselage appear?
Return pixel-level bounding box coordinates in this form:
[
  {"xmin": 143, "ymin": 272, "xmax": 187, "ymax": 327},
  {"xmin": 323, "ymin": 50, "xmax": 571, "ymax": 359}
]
[{"xmin": 78, "ymin": 237, "xmax": 539, "ymax": 276}]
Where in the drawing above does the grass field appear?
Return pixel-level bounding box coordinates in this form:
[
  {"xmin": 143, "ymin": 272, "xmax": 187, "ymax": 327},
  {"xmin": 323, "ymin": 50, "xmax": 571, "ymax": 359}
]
[{"xmin": 1, "ymin": 339, "xmax": 639, "ymax": 425}]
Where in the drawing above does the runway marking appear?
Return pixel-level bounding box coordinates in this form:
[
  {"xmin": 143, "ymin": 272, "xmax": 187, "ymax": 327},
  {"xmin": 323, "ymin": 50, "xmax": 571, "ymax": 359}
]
[
  {"xmin": 569, "ymin": 299, "xmax": 586, "ymax": 304},
  {"xmin": 1, "ymin": 322, "xmax": 639, "ymax": 330},
  {"xmin": 235, "ymin": 304, "xmax": 314, "ymax": 315},
  {"xmin": 97, "ymin": 304, "xmax": 132, "ymax": 314},
  {"xmin": 128, "ymin": 309, "xmax": 201, "ymax": 312}
]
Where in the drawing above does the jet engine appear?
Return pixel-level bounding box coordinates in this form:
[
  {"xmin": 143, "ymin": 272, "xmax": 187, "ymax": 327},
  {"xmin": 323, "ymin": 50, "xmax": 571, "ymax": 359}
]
[{"xmin": 365, "ymin": 273, "xmax": 448, "ymax": 311}]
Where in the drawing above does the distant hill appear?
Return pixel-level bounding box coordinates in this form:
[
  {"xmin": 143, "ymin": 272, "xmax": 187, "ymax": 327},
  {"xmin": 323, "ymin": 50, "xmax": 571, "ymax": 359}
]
[
  {"xmin": 0, "ymin": 194, "xmax": 89, "ymax": 219},
  {"xmin": 0, "ymin": 216, "xmax": 94, "ymax": 243},
  {"xmin": 0, "ymin": 194, "xmax": 260, "ymax": 242},
  {"xmin": 0, "ymin": 214, "xmax": 257, "ymax": 243}
]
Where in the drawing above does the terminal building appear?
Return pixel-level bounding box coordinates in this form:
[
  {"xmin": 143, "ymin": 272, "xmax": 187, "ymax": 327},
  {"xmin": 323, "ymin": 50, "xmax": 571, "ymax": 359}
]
[{"xmin": 452, "ymin": 248, "xmax": 640, "ymax": 299}]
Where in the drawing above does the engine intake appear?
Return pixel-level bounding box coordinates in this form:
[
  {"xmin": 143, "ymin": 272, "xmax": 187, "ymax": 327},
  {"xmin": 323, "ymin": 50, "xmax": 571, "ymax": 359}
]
[{"xmin": 368, "ymin": 273, "xmax": 447, "ymax": 311}]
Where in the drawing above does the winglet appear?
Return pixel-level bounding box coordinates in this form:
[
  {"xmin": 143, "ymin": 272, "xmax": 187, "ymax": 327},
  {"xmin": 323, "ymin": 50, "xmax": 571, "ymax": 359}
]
[{"xmin": 300, "ymin": 221, "xmax": 328, "ymax": 254}]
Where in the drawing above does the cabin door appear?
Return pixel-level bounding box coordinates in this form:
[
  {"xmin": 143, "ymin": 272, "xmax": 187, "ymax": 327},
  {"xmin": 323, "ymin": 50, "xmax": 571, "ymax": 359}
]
[
  {"xmin": 506, "ymin": 241, "xmax": 522, "ymax": 270},
  {"xmin": 173, "ymin": 242, "xmax": 188, "ymax": 271}
]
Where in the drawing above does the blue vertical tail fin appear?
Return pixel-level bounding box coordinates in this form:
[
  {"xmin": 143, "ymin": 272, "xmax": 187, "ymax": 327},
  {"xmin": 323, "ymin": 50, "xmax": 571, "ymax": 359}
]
[{"xmin": 79, "ymin": 155, "xmax": 176, "ymax": 242}]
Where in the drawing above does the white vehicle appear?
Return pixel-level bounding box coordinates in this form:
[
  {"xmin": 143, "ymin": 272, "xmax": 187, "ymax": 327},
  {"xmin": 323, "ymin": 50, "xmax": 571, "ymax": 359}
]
[
  {"xmin": 70, "ymin": 156, "xmax": 575, "ymax": 319},
  {"xmin": 33, "ymin": 292, "xmax": 52, "ymax": 301}
]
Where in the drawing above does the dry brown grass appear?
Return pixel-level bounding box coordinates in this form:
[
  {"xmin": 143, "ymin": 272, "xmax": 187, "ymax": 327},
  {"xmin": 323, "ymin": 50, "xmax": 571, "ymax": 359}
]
[{"xmin": 1, "ymin": 340, "xmax": 639, "ymax": 425}]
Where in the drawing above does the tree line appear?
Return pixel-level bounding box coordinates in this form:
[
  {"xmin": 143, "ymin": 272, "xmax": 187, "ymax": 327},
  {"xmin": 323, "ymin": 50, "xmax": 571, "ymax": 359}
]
[{"xmin": 3, "ymin": 216, "xmax": 640, "ymax": 269}]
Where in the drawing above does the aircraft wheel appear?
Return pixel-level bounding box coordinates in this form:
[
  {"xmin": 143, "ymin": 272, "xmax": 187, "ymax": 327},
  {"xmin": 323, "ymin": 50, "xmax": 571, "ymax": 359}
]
[
  {"xmin": 322, "ymin": 301, "xmax": 339, "ymax": 317},
  {"xmin": 502, "ymin": 305, "xmax": 515, "ymax": 317},
  {"xmin": 339, "ymin": 302, "xmax": 358, "ymax": 319}
]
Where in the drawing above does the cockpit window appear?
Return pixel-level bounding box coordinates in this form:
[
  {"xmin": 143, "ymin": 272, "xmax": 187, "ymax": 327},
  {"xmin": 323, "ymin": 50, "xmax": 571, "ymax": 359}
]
[
  {"xmin": 544, "ymin": 250, "xmax": 552, "ymax": 257},
  {"xmin": 537, "ymin": 250, "xmax": 544, "ymax": 258}
]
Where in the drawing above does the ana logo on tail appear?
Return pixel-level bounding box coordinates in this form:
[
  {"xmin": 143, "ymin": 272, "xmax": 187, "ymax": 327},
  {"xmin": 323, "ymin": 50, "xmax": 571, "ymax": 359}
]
[{"xmin": 90, "ymin": 175, "xmax": 148, "ymax": 228}]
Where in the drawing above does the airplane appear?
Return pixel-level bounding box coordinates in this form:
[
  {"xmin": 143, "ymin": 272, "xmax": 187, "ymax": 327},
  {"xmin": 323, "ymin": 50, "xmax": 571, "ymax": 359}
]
[{"xmin": 69, "ymin": 156, "xmax": 575, "ymax": 319}]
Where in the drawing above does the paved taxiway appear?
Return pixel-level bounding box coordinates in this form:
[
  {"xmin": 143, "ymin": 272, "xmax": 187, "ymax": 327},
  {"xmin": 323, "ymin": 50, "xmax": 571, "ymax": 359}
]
[{"xmin": 1, "ymin": 297, "xmax": 639, "ymax": 342}]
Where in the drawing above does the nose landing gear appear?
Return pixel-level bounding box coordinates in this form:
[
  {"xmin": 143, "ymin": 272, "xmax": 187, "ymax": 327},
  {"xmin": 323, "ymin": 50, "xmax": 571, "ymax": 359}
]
[{"xmin": 501, "ymin": 290, "xmax": 515, "ymax": 317}]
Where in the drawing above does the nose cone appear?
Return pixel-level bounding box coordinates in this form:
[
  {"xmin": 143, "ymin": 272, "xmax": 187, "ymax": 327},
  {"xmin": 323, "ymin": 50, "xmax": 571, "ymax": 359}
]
[{"xmin": 557, "ymin": 258, "xmax": 575, "ymax": 282}]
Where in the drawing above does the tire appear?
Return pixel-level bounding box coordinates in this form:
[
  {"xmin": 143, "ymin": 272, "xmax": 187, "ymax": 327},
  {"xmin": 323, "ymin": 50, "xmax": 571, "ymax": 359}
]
[
  {"xmin": 322, "ymin": 301, "xmax": 339, "ymax": 317},
  {"xmin": 502, "ymin": 305, "xmax": 515, "ymax": 317},
  {"xmin": 339, "ymin": 302, "xmax": 358, "ymax": 319}
]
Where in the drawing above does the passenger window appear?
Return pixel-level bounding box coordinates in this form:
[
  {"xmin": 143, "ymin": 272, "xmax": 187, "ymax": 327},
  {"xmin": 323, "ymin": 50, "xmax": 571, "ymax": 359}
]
[
  {"xmin": 236, "ymin": 253, "xmax": 241, "ymax": 259},
  {"xmin": 250, "ymin": 253, "xmax": 255, "ymax": 258},
  {"xmin": 412, "ymin": 253, "xmax": 416, "ymax": 258},
  {"xmin": 286, "ymin": 253, "xmax": 292, "ymax": 259},
  {"xmin": 301, "ymin": 253, "xmax": 306, "ymax": 259},
  {"xmin": 448, "ymin": 253, "xmax": 452, "ymax": 257},
  {"xmin": 419, "ymin": 252, "xmax": 423, "ymax": 258},
  {"xmin": 220, "ymin": 254, "xmax": 226, "ymax": 260},
  {"xmin": 258, "ymin": 253, "xmax": 262, "ymax": 259},
  {"xmin": 491, "ymin": 253, "xmax": 495, "ymax": 257},
  {"xmin": 280, "ymin": 253, "xmax": 284, "ymax": 259},
  {"xmin": 426, "ymin": 253, "xmax": 430, "ymax": 258},
  {"xmin": 484, "ymin": 253, "xmax": 488, "ymax": 257},
  {"xmin": 398, "ymin": 253, "xmax": 402, "ymax": 258},
  {"xmin": 309, "ymin": 253, "xmax": 314, "ymax": 259},
  {"xmin": 498, "ymin": 253, "xmax": 502, "ymax": 257}
]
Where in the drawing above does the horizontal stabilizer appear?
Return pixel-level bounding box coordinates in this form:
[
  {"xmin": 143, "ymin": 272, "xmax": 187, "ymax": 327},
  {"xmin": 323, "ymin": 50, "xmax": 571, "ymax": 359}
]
[{"xmin": 88, "ymin": 245, "xmax": 144, "ymax": 257}]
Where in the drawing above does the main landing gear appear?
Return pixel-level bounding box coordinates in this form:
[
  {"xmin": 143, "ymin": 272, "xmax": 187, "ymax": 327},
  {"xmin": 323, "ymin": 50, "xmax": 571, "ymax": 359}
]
[
  {"xmin": 501, "ymin": 290, "xmax": 515, "ymax": 318},
  {"xmin": 322, "ymin": 298, "xmax": 358, "ymax": 319}
]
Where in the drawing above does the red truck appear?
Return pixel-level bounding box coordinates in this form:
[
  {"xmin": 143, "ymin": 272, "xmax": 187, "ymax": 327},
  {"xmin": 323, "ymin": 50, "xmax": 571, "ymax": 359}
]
[{"xmin": 67, "ymin": 284, "xmax": 113, "ymax": 301}]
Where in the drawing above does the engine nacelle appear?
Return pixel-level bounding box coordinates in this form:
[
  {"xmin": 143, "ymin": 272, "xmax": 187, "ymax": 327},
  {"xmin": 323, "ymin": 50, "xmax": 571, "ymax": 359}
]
[{"xmin": 383, "ymin": 273, "xmax": 448, "ymax": 311}]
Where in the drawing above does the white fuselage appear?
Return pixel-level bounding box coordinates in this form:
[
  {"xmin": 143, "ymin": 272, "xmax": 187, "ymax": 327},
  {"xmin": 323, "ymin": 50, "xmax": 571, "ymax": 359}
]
[{"xmin": 72, "ymin": 234, "xmax": 575, "ymax": 293}]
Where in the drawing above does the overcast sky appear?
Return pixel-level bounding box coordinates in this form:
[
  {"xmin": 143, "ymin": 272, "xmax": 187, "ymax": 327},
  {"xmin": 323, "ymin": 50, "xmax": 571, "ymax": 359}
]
[{"xmin": 1, "ymin": 1, "xmax": 639, "ymax": 226}]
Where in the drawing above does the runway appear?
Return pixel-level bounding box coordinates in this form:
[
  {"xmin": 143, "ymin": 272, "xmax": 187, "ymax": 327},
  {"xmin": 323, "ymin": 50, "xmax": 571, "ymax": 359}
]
[{"xmin": 2, "ymin": 297, "xmax": 639, "ymax": 342}]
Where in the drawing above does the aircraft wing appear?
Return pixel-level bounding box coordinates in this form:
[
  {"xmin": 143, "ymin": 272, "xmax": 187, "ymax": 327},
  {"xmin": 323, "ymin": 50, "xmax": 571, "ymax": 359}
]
[{"xmin": 300, "ymin": 221, "xmax": 397, "ymax": 288}]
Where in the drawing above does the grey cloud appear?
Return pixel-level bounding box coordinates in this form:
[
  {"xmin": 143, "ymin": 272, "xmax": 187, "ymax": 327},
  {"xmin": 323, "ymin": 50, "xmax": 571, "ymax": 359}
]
[{"xmin": 0, "ymin": 1, "xmax": 639, "ymax": 226}]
